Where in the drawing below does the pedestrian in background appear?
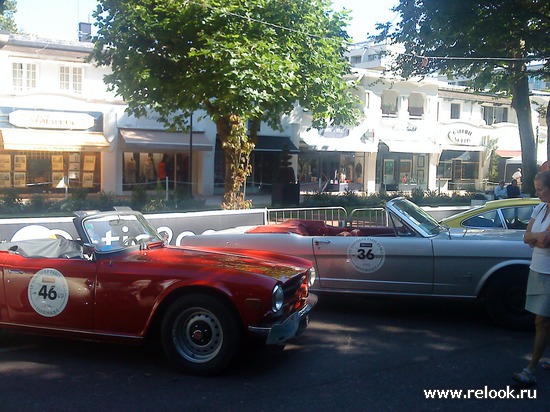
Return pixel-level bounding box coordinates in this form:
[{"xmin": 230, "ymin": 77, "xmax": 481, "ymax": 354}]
[
  {"xmin": 513, "ymin": 170, "xmax": 550, "ymax": 386},
  {"xmin": 494, "ymin": 180, "xmax": 507, "ymax": 199},
  {"xmin": 507, "ymin": 179, "xmax": 521, "ymax": 198}
]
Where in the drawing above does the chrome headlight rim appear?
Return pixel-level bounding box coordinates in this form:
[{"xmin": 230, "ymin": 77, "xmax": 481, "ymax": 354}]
[{"xmin": 272, "ymin": 284, "xmax": 284, "ymax": 313}]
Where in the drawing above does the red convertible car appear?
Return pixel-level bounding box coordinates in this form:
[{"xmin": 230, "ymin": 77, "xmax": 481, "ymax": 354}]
[{"xmin": 0, "ymin": 207, "xmax": 317, "ymax": 375}]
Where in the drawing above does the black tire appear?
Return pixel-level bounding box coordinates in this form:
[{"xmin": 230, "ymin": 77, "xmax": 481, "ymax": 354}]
[
  {"xmin": 161, "ymin": 293, "xmax": 242, "ymax": 376},
  {"xmin": 485, "ymin": 272, "xmax": 533, "ymax": 330}
]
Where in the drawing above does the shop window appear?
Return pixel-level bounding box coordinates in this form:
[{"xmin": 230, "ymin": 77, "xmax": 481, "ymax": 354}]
[
  {"xmin": 12, "ymin": 62, "xmax": 37, "ymax": 91},
  {"xmin": 60, "ymin": 66, "xmax": 83, "ymax": 94},
  {"xmin": 450, "ymin": 103, "xmax": 461, "ymax": 119}
]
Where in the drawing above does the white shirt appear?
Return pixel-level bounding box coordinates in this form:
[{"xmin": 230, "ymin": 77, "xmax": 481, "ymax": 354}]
[{"xmin": 529, "ymin": 203, "xmax": 550, "ymax": 274}]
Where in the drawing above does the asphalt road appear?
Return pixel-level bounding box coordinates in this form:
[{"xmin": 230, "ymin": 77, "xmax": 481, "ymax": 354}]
[{"xmin": 0, "ymin": 295, "xmax": 546, "ymax": 412}]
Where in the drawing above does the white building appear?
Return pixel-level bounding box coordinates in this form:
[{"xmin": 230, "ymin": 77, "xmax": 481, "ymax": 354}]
[
  {"xmin": 0, "ymin": 32, "xmax": 299, "ymax": 198},
  {"xmin": 297, "ymin": 41, "xmax": 548, "ymax": 194},
  {"xmin": 0, "ymin": 33, "xmax": 546, "ymax": 199}
]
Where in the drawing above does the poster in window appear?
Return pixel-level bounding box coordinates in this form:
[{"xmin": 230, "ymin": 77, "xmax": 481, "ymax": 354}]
[
  {"xmin": 0, "ymin": 172, "xmax": 11, "ymax": 187},
  {"xmin": 13, "ymin": 172, "xmax": 26, "ymax": 187},
  {"xmin": 69, "ymin": 153, "xmax": 81, "ymax": 163},
  {"xmin": 52, "ymin": 172, "xmax": 65, "ymax": 188},
  {"xmin": 69, "ymin": 162, "xmax": 80, "ymax": 172},
  {"xmin": 52, "ymin": 155, "xmax": 64, "ymax": 171},
  {"xmin": 83, "ymin": 155, "xmax": 96, "ymax": 171},
  {"xmin": 14, "ymin": 155, "xmax": 27, "ymax": 171},
  {"xmin": 0, "ymin": 155, "xmax": 11, "ymax": 172},
  {"xmin": 82, "ymin": 172, "xmax": 94, "ymax": 188}
]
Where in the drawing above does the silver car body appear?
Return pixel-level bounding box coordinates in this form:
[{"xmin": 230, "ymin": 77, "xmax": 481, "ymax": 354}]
[{"xmin": 182, "ymin": 198, "xmax": 533, "ymax": 327}]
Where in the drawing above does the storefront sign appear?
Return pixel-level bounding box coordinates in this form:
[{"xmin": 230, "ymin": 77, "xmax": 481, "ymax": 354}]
[
  {"xmin": 447, "ymin": 127, "xmax": 481, "ymax": 146},
  {"xmin": 9, "ymin": 110, "xmax": 95, "ymax": 130}
]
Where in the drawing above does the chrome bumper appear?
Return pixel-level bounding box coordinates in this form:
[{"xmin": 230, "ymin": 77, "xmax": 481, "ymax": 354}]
[{"xmin": 248, "ymin": 293, "xmax": 318, "ymax": 344}]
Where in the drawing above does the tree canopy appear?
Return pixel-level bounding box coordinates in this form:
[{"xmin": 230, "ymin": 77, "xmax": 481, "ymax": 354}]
[
  {"xmin": 377, "ymin": 0, "xmax": 550, "ymax": 195},
  {"xmin": 0, "ymin": 0, "xmax": 18, "ymax": 33},
  {"xmin": 91, "ymin": 0, "xmax": 359, "ymax": 208}
]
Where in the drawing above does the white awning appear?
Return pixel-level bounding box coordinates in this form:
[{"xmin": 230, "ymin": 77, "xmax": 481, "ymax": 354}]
[
  {"xmin": 381, "ymin": 138, "xmax": 440, "ymax": 154},
  {"xmin": 378, "ymin": 123, "xmax": 440, "ymax": 154},
  {"xmin": 0, "ymin": 128, "xmax": 110, "ymax": 152},
  {"xmin": 300, "ymin": 120, "xmax": 378, "ymax": 152},
  {"xmin": 120, "ymin": 129, "xmax": 212, "ymax": 152}
]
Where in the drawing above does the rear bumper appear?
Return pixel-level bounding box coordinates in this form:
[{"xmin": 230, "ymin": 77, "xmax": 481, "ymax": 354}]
[{"xmin": 248, "ymin": 293, "xmax": 318, "ymax": 344}]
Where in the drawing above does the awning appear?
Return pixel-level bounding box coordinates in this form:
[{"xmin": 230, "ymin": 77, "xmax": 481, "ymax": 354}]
[
  {"xmin": 300, "ymin": 120, "xmax": 378, "ymax": 152},
  {"xmin": 0, "ymin": 128, "xmax": 109, "ymax": 152},
  {"xmin": 381, "ymin": 138, "xmax": 440, "ymax": 154},
  {"xmin": 253, "ymin": 136, "xmax": 299, "ymax": 153},
  {"xmin": 496, "ymin": 149, "xmax": 521, "ymax": 158},
  {"xmin": 120, "ymin": 129, "xmax": 212, "ymax": 152},
  {"xmin": 378, "ymin": 123, "xmax": 440, "ymax": 154}
]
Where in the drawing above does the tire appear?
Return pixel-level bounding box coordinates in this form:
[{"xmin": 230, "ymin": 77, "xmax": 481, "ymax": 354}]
[
  {"xmin": 485, "ymin": 272, "xmax": 533, "ymax": 330},
  {"xmin": 161, "ymin": 293, "xmax": 242, "ymax": 376}
]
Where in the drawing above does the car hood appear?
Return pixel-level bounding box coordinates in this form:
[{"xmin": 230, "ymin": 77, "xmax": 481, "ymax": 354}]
[{"xmin": 106, "ymin": 244, "xmax": 311, "ymax": 281}]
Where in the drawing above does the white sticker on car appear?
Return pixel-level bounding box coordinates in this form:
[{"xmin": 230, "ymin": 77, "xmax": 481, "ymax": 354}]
[
  {"xmin": 28, "ymin": 268, "xmax": 69, "ymax": 317},
  {"xmin": 347, "ymin": 237, "xmax": 386, "ymax": 273}
]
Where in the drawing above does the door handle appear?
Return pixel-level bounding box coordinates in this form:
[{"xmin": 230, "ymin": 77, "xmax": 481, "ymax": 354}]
[
  {"xmin": 7, "ymin": 269, "xmax": 24, "ymax": 274},
  {"xmin": 314, "ymin": 240, "xmax": 331, "ymax": 245}
]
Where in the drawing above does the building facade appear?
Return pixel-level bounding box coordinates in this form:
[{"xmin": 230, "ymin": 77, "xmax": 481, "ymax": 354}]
[{"xmin": 0, "ymin": 33, "xmax": 547, "ymax": 199}]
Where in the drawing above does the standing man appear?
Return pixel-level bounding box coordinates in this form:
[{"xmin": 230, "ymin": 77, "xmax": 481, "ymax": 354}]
[{"xmin": 513, "ymin": 167, "xmax": 522, "ymax": 187}]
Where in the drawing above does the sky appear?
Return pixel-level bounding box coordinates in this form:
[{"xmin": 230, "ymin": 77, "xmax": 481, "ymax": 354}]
[{"xmin": 14, "ymin": 0, "xmax": 399, "ymax": 43}]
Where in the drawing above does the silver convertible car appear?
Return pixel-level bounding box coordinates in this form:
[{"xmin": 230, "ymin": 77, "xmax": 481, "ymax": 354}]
[{"xmin": 181, "ymin": 198, "xmax": 534, "ymax": 329}]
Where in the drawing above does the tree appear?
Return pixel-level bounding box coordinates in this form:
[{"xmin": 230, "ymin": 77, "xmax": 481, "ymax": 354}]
[
  {"xmin": 377, "ymin": 0, "xmax": 550, "ymax": 195},
  {"xmin": 0, "ymin": 0, "xmax": 18, "ymax": 33},
  {"xmin": 91, "ymin": 0, "xmax": 359, "ymax": 208}
]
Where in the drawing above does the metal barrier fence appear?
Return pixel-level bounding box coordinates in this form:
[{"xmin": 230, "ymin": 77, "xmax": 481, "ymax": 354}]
[
  {"xmin": 346, "ymin": 208, "xmax": 389, "ymax": 227},
  {"xmin": 267, "ymin": 206, "xmax": 348, "ymax": 226}
]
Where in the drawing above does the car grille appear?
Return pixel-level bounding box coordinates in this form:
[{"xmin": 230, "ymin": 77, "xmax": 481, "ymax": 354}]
[{"xmin": 282, "ymin": 272, "xmax": 309, "ymax": 315}]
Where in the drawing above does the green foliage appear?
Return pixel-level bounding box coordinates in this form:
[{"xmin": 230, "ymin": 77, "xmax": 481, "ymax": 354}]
[
  {"xmin": 91, "ymin": 0, "xmax": 360, "ymax": 208},
  {"xmin": 0, "ymin": 188, "xmax": 23, "ymax": 214},
  {"xmin": 301, "ymin": 189, "xmax": 473, "ymax": 209},
  {"xmin": 378, "ymin": 0, "xmax": 550, "ymax": 196},
  {"xmin": 0, "ymin": 0, "xmax": 18, "ymax": 32},
  {"xmin": 130, "ymin": 186, "xmax": 148, "ymax": 211}
]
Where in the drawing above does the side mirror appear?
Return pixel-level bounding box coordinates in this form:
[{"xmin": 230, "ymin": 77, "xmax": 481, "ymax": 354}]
[{"xmin": 158, "ymin": 231, "xmax": 170, "ymax": 245}]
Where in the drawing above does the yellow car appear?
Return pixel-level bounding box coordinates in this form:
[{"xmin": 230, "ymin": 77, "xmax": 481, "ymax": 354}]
[{"xmin": 440, "ymin": 198, "xmax": 540, "ymax": 230}]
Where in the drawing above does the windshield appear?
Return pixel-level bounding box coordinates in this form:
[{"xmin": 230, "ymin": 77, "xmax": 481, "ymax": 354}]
[
  {"xmin": 81, "ymin": 212, "xmax": 163, "ymax": 253},
  {"xmin": 390, "ymin": 198, "xmax": 443, "ymax": 236}
]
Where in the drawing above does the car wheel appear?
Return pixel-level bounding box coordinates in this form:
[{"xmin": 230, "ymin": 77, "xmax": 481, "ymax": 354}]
[
  {"xmin": 161, "ymin": 293, "xmax": 242, "ymax": 375},
  {"xmin": 485, "ymin": 272, "xmax": 533, "ymax": 330}
]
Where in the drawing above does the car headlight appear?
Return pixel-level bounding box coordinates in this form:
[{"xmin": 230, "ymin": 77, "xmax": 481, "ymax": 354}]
[
  {"xmin": 272, "ymin": 284, "xmax": 284, "ymax": 313},
  {"xmin": 308, "ymin": 266, "xmax": 316, "ymax": 287}
]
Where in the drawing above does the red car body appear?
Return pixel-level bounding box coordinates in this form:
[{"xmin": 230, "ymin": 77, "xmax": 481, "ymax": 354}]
[{"xmin": 0, "ymin": 208, "xmax": 316, "ymax": 375}]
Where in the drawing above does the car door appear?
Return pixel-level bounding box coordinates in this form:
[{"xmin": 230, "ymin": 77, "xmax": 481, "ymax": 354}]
[
  {"xmin": 2, "ymin": 254, "xmax": 96, "ymax": 330},
  {"xmin": 311, "ymin": 234, "xmax": 435, "ymax": 294}
]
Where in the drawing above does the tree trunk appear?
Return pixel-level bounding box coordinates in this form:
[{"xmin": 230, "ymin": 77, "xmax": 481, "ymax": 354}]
[
  {"xmin": 215, "ymin": 115, "xmax": 254, "ymax": 209},
  {"xmin": 511, "ymin": 75, "xmax": 537, "ymax": 196},
  {"xmin": 546, "ymin": 101, "xmax": 550, "ymax": 166}
]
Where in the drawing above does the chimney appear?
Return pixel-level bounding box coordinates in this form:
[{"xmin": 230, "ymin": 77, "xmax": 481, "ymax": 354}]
[{"xmin": 78, "ymin": 22, "xmax": 92, "ymax": 42}]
